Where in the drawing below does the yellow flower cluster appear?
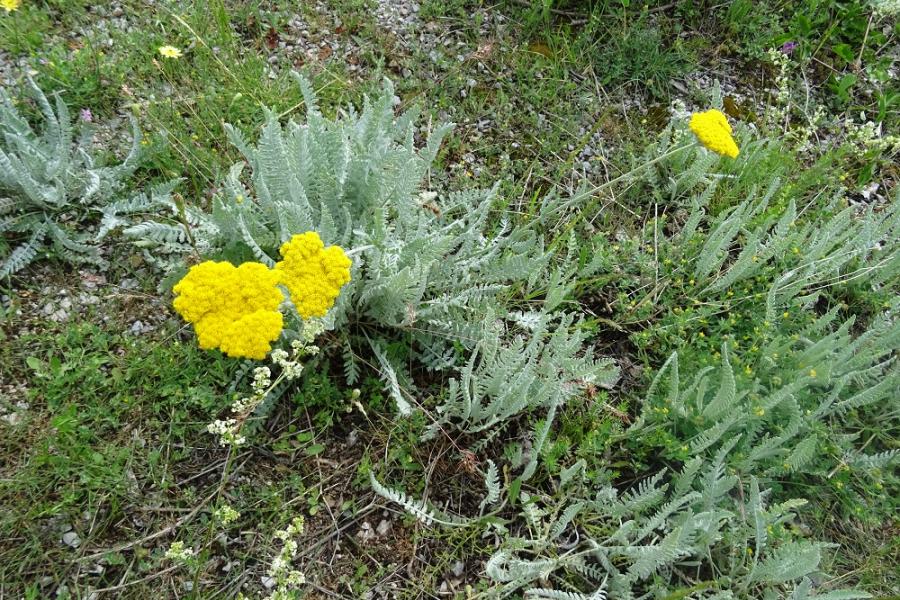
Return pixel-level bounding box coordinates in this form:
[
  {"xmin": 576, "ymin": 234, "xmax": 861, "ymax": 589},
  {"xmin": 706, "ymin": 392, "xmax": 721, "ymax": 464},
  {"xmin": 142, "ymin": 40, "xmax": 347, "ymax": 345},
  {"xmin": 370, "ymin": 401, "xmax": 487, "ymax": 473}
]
[
  {"xmin": 1, "ymin": 0, "xmax": 21, "ymax": 12},
  {"xmin": 173, "ymin": 261, "xmax": 285, "ymax": 360},
  {"xmin": 275, "ymin": 232, "xmax": 352, "ymax": 319},
  {"xmin": 689, "ymin": 109, "xmax": 740, "ymax": 158}
]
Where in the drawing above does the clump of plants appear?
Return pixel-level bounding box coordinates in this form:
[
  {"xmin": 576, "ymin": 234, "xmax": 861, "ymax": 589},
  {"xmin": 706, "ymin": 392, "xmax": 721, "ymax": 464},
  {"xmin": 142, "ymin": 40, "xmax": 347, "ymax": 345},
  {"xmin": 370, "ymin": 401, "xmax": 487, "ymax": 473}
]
[
  {"xmin": 369, "ymin": 99, "xmax": 898, "ymax": 598},
  {"xmin": 129, "ymin": 74, "xmax": 620, "ymax": 446},
  {"xmin": 0, "ymin": 78, "xmax": 143, "ymax": 277},
  {"xmin": 123, "ymin": 76, "xmax": 897, "ymax": 598}
]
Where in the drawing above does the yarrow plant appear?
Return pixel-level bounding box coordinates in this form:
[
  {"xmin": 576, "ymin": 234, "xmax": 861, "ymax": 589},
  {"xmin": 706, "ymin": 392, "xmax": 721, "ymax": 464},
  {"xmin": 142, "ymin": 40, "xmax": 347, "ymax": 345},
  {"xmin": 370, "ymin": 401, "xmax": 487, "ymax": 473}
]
[
  {"xmin": 172, "ymin": 231, "xmax": 350, "ymax": 360},
  {"xmin": 274, "ymin": 232, "xmax": 352, "ymax": 319},
  {"xmin": 173, "ymin": 261, "xmax": 285, "ymax": 360},
  {"xmin": 133, "ymin": 76, "xmax": 741, "ymax": 440},
  {"xmin": 689, "ymin": 108, "xmax": 740, "ymax": 158}
]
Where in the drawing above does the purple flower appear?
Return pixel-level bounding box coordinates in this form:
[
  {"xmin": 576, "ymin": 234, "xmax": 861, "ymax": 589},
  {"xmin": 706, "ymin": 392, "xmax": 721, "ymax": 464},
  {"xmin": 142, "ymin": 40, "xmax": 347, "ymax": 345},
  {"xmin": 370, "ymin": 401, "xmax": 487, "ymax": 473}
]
[
  {"xmin": 780, "ymin": 41, "xmax": 798, "ymax": 55},
  {"xmin": 80, "ymin": 108, "xmax": 93, "ymax": 123}
]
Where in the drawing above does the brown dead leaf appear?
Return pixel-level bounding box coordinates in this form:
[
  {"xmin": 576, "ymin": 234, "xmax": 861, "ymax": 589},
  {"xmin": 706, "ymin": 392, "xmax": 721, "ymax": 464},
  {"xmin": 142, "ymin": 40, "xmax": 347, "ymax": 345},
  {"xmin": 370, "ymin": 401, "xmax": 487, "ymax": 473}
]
[
  {"xmin": 317, "ymin": 46, "xmax": 333, "ymax": 61},
  {"xmin": 265, "ymin": 27, "xmax": 279, "ymax": 50}
]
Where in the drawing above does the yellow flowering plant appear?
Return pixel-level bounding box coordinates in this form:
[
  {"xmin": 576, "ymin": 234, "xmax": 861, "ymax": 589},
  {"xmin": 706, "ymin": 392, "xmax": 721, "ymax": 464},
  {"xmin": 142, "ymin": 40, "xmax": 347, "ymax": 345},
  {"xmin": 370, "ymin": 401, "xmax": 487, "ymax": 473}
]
[
  {"xmin": 135, "ymin": 77, "xmax": 619, "ymax": 424},
  {"xmin": 172, "ymin": 232, "xmax": 351, "ymax": 360},
  {"xmin": 275, "ymin": 232, "xmax": 352, "ymax": 319},
  {"xmin": 689, "ymin": 109, "xmax": 740, "ymax": 158},
  {"xmin": 158, "ymin": 45, "xmax": 183, "ymax": 59},
  {"xmin": 1, "ymin": 0, "xmax": 20, "ymax": 13},
  {"xmin": 172, "ymin": 260, "xmax": 285, "ymax": 360}
]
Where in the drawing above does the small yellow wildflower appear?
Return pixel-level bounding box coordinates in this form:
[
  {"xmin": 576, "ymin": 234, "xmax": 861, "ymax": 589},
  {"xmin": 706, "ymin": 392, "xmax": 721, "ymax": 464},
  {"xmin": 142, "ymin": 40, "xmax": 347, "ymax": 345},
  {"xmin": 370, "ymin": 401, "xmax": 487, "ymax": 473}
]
[
  {"xmin": 808, "ymin": 369, "xmax": 817, "ymax": 378},
  {"xmin": 173, "ymin": 261, "xmax": 284, "ymax": 360},
  {"xmin": 689, "ymin": 109, "xmax": 740, "ymax": 158},
  {"xmin": 275, "ymin": 231, "xmax": 352, "ymax": 319},
  {"xmin": 158, "ymin": 45, "xmax": 183, "ymax": 59},
  {"xmin": 1, "ymin": 0, "xmax": 20, "ymax": 12}
]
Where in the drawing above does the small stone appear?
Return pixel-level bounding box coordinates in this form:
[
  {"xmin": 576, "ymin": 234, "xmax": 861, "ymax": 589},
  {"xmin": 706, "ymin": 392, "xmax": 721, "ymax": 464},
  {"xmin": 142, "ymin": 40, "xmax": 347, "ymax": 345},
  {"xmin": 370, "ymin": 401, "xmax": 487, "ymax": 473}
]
[
  {"xmin": 3, "ymin": 412, "xmax": 20, "ymax": 425},
  {"xmin": 80, "ymin": 294, "xmax": 100, "ymax": 306},
  {"xmin": 261, "ymin": 576, "xmax": 276, "ymax": 589},
  {"xmin": 376, "ymin": 519, "xmax": 392, "ymax": 536},
  {"xmin": 356, "ymin": 521, "xmax": 375, "ymax": 542},
  {"xmin": 62, "ymin": 531, "xmax": 81, "ymax": 548},
  {"xmin": 451, "ymin": 561, "xmax": 465, "ymax": 577}
]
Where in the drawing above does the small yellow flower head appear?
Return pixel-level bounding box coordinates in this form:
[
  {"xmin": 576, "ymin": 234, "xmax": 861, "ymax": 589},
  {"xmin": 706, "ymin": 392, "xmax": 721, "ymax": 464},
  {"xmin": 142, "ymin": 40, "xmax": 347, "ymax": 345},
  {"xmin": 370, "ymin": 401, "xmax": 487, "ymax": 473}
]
[
  {"xmin": 158, "ymin": 45, "xmax": 183, "ymax": 59},
  {"xmin": 1, "ymin": 0, "xmax": 20, "ymax": 12},
  {"xmin": 689, "ymin": 109, "xmax": 740, "ymax": 158},
  {"xmin": 173, "ymin": 261, "xmax": 284, "ymax": 360},
  {"xmin": 275, "ymin": 232, "xmax": 352, "ymax": 319}
]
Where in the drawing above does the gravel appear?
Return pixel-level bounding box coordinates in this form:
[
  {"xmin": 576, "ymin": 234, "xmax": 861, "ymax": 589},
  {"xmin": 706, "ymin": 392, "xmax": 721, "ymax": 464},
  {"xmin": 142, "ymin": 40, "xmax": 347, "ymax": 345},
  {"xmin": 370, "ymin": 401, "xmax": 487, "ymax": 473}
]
[{"xmin": 61, "ymin": 530, "xmax": 82, "ymax": 548}]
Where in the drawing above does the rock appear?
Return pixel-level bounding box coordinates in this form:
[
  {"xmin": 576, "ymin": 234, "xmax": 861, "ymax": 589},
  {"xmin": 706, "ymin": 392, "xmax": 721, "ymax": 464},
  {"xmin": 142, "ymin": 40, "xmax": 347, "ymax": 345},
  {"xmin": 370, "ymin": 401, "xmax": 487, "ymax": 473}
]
[
  {"xmin": 356, "ymin": 521, "xmax": 375, "ymax": 542},
  {"xmin": 376, "ymin": 519, "xmax": 392, "ymax": 536},
  {"xmin": 62, "ymin": 531, "xmax": 81, "ymax": 548},
  {"xmin": 261, "ymin": 576, "xmax": 276, "ymax": 589},
  {"xmin": 79, "ymin": 294, "xmax": 101, "ymax": 306},
  {"xmin": 49, "ymin": 309, "xmax": 70, "ymax": 322},
  {"xmin": 1, "ymin": 412, "xmax": 21, "ymax": 426},
  {"xmin": 451, "ymin": 561, "xmax": 465, "ymax": 577}
]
